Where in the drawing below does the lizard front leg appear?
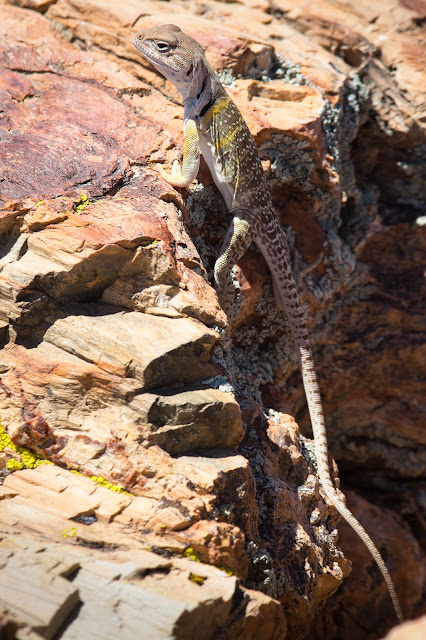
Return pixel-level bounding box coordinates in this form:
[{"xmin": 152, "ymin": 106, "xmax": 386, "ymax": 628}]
[
  {"xmin": 214, "ymin": 209, "xmax": 259, "ymax": 318},
  {"xmin": 160, "ymin": 116, "xmax": 200, "ymax": 188}
]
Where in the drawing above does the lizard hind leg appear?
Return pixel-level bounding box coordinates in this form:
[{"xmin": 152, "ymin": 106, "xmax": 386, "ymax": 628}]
[{"xmin": 214, "ymin": 209, "xmax": 259, "ymax": 319}]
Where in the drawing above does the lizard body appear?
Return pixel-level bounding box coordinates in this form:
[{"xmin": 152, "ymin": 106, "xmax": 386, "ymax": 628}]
[{"xmin": 132, "ymin": 24, "xmax": 403, "ymax": 623}]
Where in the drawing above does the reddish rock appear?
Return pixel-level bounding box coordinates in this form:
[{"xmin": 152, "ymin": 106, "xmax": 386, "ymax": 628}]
[
  {"xmin": 307, "ymin": 491, "xmax": 424, "ymax": 639},
  {"xmin": 0, "ymin": 0, "xmax": 424, "ymax": 639}
]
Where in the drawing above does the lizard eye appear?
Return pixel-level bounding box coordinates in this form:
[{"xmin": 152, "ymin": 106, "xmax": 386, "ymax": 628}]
[{"xmin": 155, "ymin": 41, "xmax": 170, "ymax": 52}]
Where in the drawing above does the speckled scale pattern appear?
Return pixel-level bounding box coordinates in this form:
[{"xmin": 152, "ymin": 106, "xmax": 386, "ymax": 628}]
[
  {"xmin": 202, "ymin": 97, "xmax": 269, "ymax": 213},
  {"xmin": 201, "ymin": 93, "xmax": 306, "ymax": 325},
  {"xmin": 201, "ymin": 86, "xmax": 403, "ymax": 624}
]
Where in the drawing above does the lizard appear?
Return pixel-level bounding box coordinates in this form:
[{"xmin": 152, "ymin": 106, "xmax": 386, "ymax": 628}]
[{"xmin": 132, "ymin": 23, "xmax": 404, "ymax": 623}]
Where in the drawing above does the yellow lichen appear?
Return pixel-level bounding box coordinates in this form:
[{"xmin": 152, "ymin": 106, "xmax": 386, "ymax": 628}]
[
  {"xmin": 6, "ymin": 458, "xmax": 24, "ymax": 471},
  {"xmin": 0, "ymin": 424, "xmax": 53, "ymax": 469},
  {"xmin": 90, "ymin": 475, "xmax": 131, "ymax": 495},
  {"xmin": 218, "ymin": 566, "xmax": 235, "ymax": 576},
  {"xmin": 189, "ymin": 573, "xmax": 205, "ymax": 586},
  {"xmin": 0, "ymin": 424, "xmax": 131, "ymax": 495},
  {"xmin": 20, "ymin": 448, "xmax": 53, "ymax": 469},
  {"xmin": 183, "ymin": 547, "xmax": 201, "ymax": 563},
  {"xmin": 75, "ymin": 192, "xmax": 93, "ymax": 213}
]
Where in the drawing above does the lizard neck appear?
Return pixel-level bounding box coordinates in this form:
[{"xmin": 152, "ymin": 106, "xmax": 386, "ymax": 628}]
[{"xmin": 179, "ymin": 59, "xmax": 225, "ymax": 120}]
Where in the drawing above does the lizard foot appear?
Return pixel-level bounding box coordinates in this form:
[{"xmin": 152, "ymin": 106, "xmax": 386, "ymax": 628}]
[{"xmin": 159, "ymin": 160, "xmax": 192, "ymax": 188}]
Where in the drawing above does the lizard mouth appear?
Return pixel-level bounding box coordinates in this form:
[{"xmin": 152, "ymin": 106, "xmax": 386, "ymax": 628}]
[{"xmin": 132, "ymin": 35, "xmax": 150, "ymax": 57}]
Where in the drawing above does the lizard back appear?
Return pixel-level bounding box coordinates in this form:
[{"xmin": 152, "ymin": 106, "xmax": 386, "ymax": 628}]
[{"xmin": 199, "ymin": 94, "xmax": 271, "ymax": 216}]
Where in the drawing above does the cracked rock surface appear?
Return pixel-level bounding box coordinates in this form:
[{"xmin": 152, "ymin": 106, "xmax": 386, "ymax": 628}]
[{"xmin": 0, "ymin": 0, "xmax": 424, "ymax": 639}]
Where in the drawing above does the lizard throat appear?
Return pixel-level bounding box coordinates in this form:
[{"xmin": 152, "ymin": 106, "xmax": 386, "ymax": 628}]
[{"xmin": 181, "ymin": 69, "xmax": 216, "ymax": 119}]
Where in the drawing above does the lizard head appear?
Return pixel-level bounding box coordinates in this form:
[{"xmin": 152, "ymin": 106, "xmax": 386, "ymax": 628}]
[{"xmin": 132, "ymin": 24, "xmax": 206, "ymax": 85}]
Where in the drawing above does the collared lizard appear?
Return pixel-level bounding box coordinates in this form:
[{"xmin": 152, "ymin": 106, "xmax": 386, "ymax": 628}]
[{"xmin": 132, "ymin": 23, "xmax": 403, "ymax": 623}]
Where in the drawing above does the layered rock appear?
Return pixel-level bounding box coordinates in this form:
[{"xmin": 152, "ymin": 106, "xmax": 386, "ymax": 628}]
[
  {"xmin": 0, "ymin": 465, "xmax": 287, "ymax": 640},
  {"xmin": 0, "ymin": 0, "xmax": 424, "ymax": 638}
]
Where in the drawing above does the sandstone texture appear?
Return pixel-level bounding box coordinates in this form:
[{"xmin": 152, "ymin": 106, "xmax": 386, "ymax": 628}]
[{"xmin": 0, "ymin": 0, "xmax": 424, "ymax": 639}]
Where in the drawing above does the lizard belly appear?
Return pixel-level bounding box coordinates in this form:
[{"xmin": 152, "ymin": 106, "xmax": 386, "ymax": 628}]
[{"xmin": 198, "ymin": 132, "xmax": 235, "ymax": 210}]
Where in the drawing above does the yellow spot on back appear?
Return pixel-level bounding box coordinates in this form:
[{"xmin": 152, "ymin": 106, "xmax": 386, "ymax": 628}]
[
  {"xmin": 202, "ymin": 96, "xmax": 246, "ymax": 153},
  {"xmin": 201, "ymin": 95, "xmax": 231, "ymax": 127},
  {"xmin": 215, "ymin": 121, "xmax": 243, "ymax": 152}
]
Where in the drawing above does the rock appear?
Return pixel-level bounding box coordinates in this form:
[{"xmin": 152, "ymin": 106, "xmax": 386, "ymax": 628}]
[
  {"xmin": 43, "ymin": 310, "xmax": 218, "ymax": 389},
  {"xmin": 0, "ymin": 0, "xmax": 424, "ymax": 638},
  {"xmin": 306, "ymin": 491, "xmax": 424, "ymax": 640},
  {"xmin": 0, "ymin": 196, "xmax": 225, "ymax": 335},
  {"xmin": 0, "ymin": 565, "xmax": 79, "ymax": 640},
  {"xmin": 380, "ymin": 616, "xmax": 426, "ymax": 640},
  {"xmin": 0, "ymin": 465, "xmax": 286, "ymax": 640},
  {"xmin": 242, "ymin": 412, "xmax": 351, "ymax": 638},
  {"xmin": 0, "ymin": 611, "xmax": 17, "ymax": 640},
  {"xmin": 133, "ymin": 387, "xmax": 244, "ymax": 454}
]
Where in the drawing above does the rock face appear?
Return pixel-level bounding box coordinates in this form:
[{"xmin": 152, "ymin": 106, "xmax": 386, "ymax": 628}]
[
  {"xmin": 0, "ymin": 1, "xmax": 424, "ymax": 639},
  {"xmin": 0, "ymin": 466, "xmax": 287, "ymax": 640}
]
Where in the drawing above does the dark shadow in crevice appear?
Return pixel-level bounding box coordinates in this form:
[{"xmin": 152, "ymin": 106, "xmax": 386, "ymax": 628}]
[
  {"xmin": 12, "ymin": 299, "xmax": 130, "ymax": 350},
  {"xmin": 51, "ymin": 600, "xmax": 84, "ymax": 640}
]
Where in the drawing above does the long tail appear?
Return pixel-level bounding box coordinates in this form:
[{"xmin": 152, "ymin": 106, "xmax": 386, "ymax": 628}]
[
  {"xmin": 300, "ymin": 343, "xmax": 404, "ymax": 623},
  {"xmin": 256, "ymin": 230, "xmax": 404, "ymax": 623}
]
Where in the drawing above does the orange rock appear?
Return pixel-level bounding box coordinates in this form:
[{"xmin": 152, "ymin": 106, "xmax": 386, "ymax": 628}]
[{"xmin": 0, "ymin": 0, "xmax": 424, "ymax": 637}]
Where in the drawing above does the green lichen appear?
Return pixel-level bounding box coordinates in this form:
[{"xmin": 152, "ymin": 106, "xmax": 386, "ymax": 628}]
[
  {"xmin": 189, "ymin": 573, "xmax": 205, "ymax": 585},
  {"xmin": 183, "ymin": 547, "xmax": 201, "ymax": 563}
]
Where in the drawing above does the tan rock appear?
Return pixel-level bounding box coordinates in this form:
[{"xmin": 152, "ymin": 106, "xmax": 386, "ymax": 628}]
[
  {"xmin": 0, "ymin": 465, "xmax": 285, "ymax": 640},
  {"xmin": 44, "ymin": 311, "xmax": 217, "ymax": 387},
  {"xmin": 380, "ymin": 615, "xmax": 426, "ymax": 640},
  {"xmin": 0, "ymin": 0, "xmax": 423, "ymax": 637},
  {"xmin": 0, "ymin": 565, "xmax": 79, "ymax": 640},
  {"xmin": 132, "ymin": 387, "xmax": 244, "ymax": 454}
]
